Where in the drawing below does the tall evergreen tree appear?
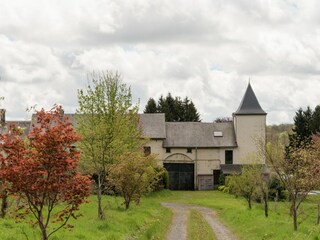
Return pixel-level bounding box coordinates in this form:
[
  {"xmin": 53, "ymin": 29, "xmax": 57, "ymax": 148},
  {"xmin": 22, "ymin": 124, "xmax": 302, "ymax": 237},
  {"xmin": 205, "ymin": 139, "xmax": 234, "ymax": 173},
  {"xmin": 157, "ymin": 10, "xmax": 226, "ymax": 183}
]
[
  {"xmin": 164, "ymin": 93, "xmax": 176, "ymax": 122},
  {"xmin": 157, "ymin": 95, "xmax": 166, "ymax": 114},
  {"xmin": 183, "ymin": 97, "xmax": 200, "ymax": 122},
  {"xmin": 312, "ymin": 105, "xmax": 320, "ymax": 134},
  {"xmin": 143, "ymin": 93, "xmax": 201, "ymax": 122},
  {"xmin": 144, "ymin": 98, "xmax": 157, "ymax": 113},
  {"xmin": 289, "ymin": 107, "xmax": 313, "ymax": 149}
]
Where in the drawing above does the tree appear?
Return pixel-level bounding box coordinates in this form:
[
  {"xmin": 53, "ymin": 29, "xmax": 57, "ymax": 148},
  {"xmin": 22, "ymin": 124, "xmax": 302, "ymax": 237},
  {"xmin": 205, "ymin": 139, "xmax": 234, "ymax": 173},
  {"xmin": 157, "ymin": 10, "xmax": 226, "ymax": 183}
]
[
  {"xmin": 266, "ymin": 134, "xmax": 320, "ymax": 231},
  {"xmin": 312, "ymin": 105, "xmax": 320, "ymax": 134},
  {"xmin": 0, "ymin": 106, "xmax": 91, "ymax": 240},
  {"xmin": 144, "ymin": 98, "xmax": 157, "ymax": 113},
  {"xmin": 108, "ymin": 152, "xmax": 160, "ymax": 209},
  {"xmin": 76, "ymin": 71, "xmax": 142, "ymax": 219},
  {"xmin": 226, "ymin": 164, "xmax": 263, "ymax": 210},
  {"xmin": 182, "ymin": 97, "xmax": 200, "ymax": 122},
  {"xmin": 289, "ymin": 107, "xmax": 313, "ymax": 149},
  {"xmin": 214, "ymin": 117, "xmax": 232, "ymax": 123},
  {"xmin": 266, "ymin": 124, "xmax": 293, "ymax": 144},
  {"xmin": 0, "ymin": 105, "xmax": 9, "ymax": 218},
  {"xmin": 257, "ymin": 171, "xmax": 270, "ymax": 218},
  {"xmin": 143, "ymin": 93, "xmax": 201, "ymax": 122}
]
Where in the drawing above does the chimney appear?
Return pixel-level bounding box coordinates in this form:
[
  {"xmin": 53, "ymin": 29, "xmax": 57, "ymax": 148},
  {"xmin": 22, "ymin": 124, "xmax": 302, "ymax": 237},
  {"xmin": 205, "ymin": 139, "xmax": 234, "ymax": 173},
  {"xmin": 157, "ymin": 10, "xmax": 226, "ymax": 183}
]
[{"xmin": 0, "ymin": 109, "xmax": 5, "ymax": 126}]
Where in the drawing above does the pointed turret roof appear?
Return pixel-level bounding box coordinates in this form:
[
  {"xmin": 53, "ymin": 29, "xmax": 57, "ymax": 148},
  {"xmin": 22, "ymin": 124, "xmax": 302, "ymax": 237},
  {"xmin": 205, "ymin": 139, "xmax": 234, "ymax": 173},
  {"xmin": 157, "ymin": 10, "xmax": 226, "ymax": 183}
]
[{"xmin": 234, "ymin": 82, "xmax": 266, "ymax": 115}]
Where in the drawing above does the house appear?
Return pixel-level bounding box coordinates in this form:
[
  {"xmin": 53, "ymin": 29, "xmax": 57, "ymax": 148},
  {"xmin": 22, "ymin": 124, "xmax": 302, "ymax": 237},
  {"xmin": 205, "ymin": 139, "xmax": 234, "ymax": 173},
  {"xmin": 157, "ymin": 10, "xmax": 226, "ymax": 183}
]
[
  {"xmin": 0, "ymin": 109, "xmax": 31, "ymax": 137},
  {"xmin": 139, "ymin": 82, "xmax": 266, "ymax": 190},
  {"xmin": 0, "ymin": 82, "xmax": 266, "ymax": 191}
]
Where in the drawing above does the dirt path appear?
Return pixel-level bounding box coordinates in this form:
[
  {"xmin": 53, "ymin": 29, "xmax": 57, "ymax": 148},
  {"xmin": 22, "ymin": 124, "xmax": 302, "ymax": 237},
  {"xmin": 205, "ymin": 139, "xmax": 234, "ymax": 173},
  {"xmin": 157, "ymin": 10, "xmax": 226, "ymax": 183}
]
[{"xmin": 161, "ymin": 203, "xmax": 238, "ymax": 240}]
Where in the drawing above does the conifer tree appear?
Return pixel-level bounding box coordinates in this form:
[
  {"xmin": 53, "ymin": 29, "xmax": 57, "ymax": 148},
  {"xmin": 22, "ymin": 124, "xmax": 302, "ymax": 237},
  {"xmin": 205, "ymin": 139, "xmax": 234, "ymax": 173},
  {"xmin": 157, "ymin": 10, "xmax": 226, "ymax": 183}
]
[
  {"xmin": 143, "ymin": 93, "xmax": 201, "ymax": 122},
  {"xmin": 312, "ymin": 105, "xmax": 320, "ymax": 134},
  {"xmin": 289, "ymin": 107, "xmax": 313, "ymax": 149},
  {"xmin": 144, "ymin": 98, "xmax": 157, "ymax": 113}
]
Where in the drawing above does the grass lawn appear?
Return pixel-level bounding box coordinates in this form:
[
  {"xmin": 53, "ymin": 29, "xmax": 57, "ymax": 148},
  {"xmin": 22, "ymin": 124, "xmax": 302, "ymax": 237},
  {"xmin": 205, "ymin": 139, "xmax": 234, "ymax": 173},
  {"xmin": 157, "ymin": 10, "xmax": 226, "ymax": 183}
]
[
  {"xmin": 187, "ymin": 209, "xmax": 216, "ymax": 240},
  {"xmin": 1, "ymin": 190, "xmax": 320, "ymax": 239},
  {"xmin": 0, "ymin": 194, "xmax": 172, "ymax": 240},
  {"xmin": 151, "ymin": 190, "xmax": 320, "ymax": 240}
]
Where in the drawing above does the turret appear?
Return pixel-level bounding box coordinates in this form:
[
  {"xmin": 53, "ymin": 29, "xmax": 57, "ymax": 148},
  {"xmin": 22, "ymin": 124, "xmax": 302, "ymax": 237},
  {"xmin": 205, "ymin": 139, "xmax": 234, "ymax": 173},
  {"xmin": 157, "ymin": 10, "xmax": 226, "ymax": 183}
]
[{"xmin": 233, "ymin": 83, "xmax": 266, "ymax": 164}]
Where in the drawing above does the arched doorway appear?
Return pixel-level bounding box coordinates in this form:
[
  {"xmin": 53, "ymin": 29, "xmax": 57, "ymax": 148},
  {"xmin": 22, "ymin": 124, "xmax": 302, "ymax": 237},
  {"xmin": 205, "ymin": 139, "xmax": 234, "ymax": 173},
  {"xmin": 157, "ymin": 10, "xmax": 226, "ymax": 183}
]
[{"xmin": 163, "ymin": 154, "xmax": 194, "ymax": 190}]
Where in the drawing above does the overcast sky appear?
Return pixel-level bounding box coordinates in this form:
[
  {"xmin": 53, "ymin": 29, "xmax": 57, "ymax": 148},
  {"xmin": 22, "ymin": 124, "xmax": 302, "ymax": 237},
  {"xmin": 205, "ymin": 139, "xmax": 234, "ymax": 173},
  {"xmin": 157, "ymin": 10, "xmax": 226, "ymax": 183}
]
[{"xmin": 0, "ymin": 0, "xmax": 320, "ymax": 124}]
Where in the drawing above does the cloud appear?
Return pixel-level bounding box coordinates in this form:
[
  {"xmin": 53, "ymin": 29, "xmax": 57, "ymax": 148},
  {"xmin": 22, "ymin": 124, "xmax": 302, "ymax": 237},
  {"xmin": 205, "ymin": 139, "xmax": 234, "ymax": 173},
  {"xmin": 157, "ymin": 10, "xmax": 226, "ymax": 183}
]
[
  {"xmin": 0, "ymin": 35, "xmax": 76, "ymax": 118},
  {"xmin": 0, "ymin": 0, "xmax": 320, "ymax": 124}
]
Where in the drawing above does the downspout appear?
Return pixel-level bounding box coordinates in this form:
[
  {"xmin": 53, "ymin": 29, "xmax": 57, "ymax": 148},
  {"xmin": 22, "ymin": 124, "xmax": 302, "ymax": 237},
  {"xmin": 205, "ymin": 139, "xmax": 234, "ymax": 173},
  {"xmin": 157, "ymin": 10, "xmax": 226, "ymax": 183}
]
[{"xmin": 195, "ymin": 147, "xmax": 198, "ymax": 190}]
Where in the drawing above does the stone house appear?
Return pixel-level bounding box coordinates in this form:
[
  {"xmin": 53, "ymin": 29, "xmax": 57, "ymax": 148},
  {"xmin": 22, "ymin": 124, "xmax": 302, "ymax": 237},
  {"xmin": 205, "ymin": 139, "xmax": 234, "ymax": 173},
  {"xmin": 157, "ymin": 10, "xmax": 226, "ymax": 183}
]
[{"xmin": 139, "ymin": 83, "xmax": 266, "ymax": 190}]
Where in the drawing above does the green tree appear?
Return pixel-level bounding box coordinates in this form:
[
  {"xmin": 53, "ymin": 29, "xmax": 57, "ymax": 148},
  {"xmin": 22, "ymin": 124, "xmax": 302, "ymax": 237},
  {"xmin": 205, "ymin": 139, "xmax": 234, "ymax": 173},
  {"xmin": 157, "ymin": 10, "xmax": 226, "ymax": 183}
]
[
  {"xmin": 144, "ymin": 98, "xmax": 157, "ymax": 113},
  {"xmin": 289, "ymin": 107, "xmax": 313, "ymax": 149},
  {"xmin": 266, "ymin": 124, "xmax": 293, "ymax": 144},
  {"xmin": 182, "ymin": 97, "xmax": 200, "ymax": 122},
  {"xmin": 143, "ymin": 93, "xmax": 201, "ymax": 122},
  {"xmin": 108, "ymin": 152, "xmax": 160, "ymax": 210},
  {"xmin": 76, "ymin": 71, "xmax": 142, "ymax": 220},
  {"xmin": 226, "ymin": 164, "xmax": 262, "ymax": 210},
  {"xmin": 312, "ymin": 105, "xmax": 320, "ymax": 134},
  {"xmin": 266, "ymin": 134, "xmax": 320, "ymax": 231},
  {"xmin": 163, "ymin": 93, "xmax": 176, "ymax": 121}
]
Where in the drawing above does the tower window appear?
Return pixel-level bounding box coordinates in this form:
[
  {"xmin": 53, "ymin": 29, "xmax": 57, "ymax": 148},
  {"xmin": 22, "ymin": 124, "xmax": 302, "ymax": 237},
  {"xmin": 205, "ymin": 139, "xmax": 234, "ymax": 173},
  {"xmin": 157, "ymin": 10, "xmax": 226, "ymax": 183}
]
[
  {"xmin": 166, "ymin": 148, "xmax": 171, "ymax": 153},
  {"xmin": 187, "ymin": 148, "xmax": 192, "ymax": 153},
  {"xmin": 225, "ymin": 150, "xmax": 233, "ymax": 164}
]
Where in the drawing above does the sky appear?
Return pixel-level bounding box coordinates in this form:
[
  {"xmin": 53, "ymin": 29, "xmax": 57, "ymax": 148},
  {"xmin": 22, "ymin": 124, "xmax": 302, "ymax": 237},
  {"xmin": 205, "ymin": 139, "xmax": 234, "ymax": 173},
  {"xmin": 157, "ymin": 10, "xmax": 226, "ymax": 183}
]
[{"xmin": 0, "ymin": 0, "xmax": 320, "ymax": 124}]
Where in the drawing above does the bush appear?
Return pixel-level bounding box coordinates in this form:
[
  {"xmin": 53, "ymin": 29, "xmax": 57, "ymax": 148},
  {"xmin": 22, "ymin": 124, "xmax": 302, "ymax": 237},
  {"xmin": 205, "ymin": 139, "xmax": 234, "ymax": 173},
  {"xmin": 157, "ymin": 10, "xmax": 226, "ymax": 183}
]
[
  {"xmin": 268, "ymin": 177, "xmax": 287, "ymax": 201},
  {"xmin": 153, "ymin": 167, "xmax": 169, "ymax": 191},
  {"xmin": 218, "ymin": 185, "xmax": 229, "ymax": 193},
  {"xmin": 219, "ymin": 173, "xmax": 226, "ymax": 185}
]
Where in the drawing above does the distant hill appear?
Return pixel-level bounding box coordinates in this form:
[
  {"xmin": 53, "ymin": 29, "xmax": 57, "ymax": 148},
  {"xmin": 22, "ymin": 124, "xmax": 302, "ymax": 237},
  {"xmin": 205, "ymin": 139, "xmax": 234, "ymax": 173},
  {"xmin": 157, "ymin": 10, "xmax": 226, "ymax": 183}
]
[{"xmin": 266, "ymin": 123, "xmax": 293, "ymax": 143}]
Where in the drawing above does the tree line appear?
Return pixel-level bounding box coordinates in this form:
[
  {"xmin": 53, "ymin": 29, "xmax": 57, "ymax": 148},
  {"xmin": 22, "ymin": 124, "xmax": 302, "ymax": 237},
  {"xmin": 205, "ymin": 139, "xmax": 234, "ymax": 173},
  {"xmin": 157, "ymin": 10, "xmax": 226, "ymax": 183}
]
[{"xmin": 144, "ymin": 94, "xmax": 201, "ymax": 122}]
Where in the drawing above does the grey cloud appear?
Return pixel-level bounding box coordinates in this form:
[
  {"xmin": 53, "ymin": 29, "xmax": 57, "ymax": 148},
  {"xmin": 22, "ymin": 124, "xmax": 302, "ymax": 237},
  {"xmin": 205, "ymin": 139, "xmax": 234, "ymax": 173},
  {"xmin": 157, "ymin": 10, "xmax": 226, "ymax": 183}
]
[{"xmin": 0, "ymin": 0, "xmax": 320, "ymax": 125}]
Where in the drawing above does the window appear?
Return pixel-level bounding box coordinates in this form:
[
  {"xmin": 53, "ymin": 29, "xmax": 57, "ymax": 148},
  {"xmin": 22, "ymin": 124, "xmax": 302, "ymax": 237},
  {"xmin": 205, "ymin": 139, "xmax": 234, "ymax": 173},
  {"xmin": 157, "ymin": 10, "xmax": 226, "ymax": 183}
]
[
  {"xmin": 187, "ymin": 148, "xmax": 192, "ymax": 153},
  {"xmin": 166, "ymin": 148, "xmax": 171, "ymax": 153},
  {"xmin": 214, "ymin": 131, "xmax": 223, "ymax": 137},
  {"xmin": 225, "ymin": 150, "xmax": 233, "ymax": 164},
  {"xmin": 144, "ymin": 146, "xmax": 151, "ymax": 156}
]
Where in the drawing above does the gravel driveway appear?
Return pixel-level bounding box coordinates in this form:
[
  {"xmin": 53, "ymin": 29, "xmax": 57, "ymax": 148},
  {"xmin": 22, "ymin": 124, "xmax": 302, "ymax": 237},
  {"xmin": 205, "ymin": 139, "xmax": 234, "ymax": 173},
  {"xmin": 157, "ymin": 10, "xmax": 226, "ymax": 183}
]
[{"xmin": 161, "ymin": 202, "xmax": 238, "ymax": 240}]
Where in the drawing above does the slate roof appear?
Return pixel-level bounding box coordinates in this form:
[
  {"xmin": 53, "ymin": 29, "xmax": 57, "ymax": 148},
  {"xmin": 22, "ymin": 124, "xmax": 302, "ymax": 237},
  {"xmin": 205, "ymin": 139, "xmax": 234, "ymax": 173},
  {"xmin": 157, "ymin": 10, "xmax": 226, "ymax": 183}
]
[
  {"xmin": 30, "ymin": 113, "xmax": 167, "ymax": 139},
  {"xmin": 163, "ymin": 122, "xmax": 237, "ymax": 148},
  {"xmin": 28, "ymin": 112, "xmax": 238, "ymax": 148},
  {"xmin": 64, "ymin": 114, "xmax": 77, "ymax": 126},
  {"xmin": 139, "ymin": 113, "xmax": 166, "ymax": 139},
  {"xmin": 0, "ymin": 121, "xmax": 31, "ymax": 137},
  {"xmin": 30, "ymin": 113, "xmax": 77, "ymax": 131},
  {"xmin": 234, "ymin": 83, "xmax": 266, "ymax": 115}
]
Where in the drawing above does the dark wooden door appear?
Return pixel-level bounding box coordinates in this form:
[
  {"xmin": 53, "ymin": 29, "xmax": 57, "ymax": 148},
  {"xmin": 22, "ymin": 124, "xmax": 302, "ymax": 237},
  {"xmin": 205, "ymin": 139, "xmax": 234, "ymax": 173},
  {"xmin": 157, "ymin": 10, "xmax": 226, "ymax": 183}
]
[
  {"xmin": 213, "ymin": 170, "xmax": 221, "ymax": 186},
  {"xmin": 164, "ymin": 163, "xmax": 194, "ymax": 190}
]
